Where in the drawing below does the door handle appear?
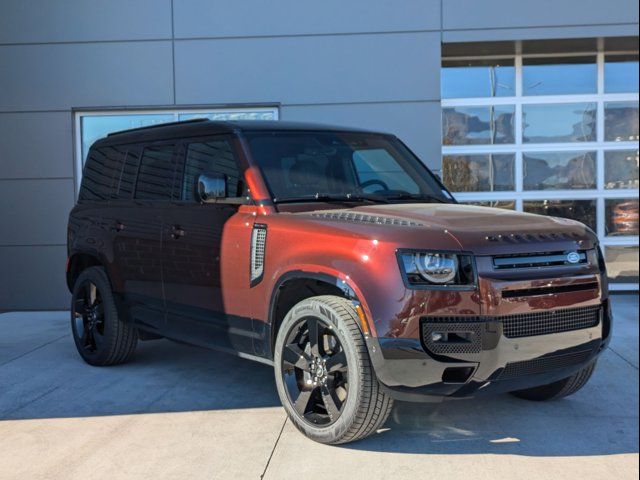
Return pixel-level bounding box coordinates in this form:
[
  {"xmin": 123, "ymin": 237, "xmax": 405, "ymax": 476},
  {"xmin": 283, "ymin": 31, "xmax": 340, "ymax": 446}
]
[
  {"xmin": 171, "ymin": 225, "xmax": 185, "ymax": 240},
  {"xmin": 112, "ymin": 221, "xmax": 125, "ymax": 232}
]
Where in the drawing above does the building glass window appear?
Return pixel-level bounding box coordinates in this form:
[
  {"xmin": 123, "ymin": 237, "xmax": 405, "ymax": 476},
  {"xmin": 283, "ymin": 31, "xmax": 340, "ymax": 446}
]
[
  {"xmin": 522, "ymin": 56, "xmax": 597, "ymax": 96},
  {"xmin": 604, "ymin": 150, "xmax": 639, "ymax": 189},
  {"xmin": 523, "ymin": 151, "xmax": 596, "ymax": 190},
  {"xmin": 522, "ymin": 103, "xmax": 597, "ymax": 143},
  {"xmin": 604, "ymin": 54, "xmax": 639, "ymax": 93},
  {"xmin": 442, "ymin": 106, "xmax": 515, "ymax": 145},
  {"xmin": 604, "ymin": 101, "xmax": 639, "ymax": 142},
  {"xmin": 442, "ymin": 154, "xmax": 514, "ymax": 192},
  {"xmin": 442, "ymin": 59, "xmax": 515, "ymax": 98},
  {"xmin": 441, "ymin": 38, "xmax": 639, "ymax": 290}
]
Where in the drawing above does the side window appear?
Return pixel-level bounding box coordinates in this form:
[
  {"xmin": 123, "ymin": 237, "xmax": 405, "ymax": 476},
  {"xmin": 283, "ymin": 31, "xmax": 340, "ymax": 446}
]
[
  {"xmin": 135, "ymin": 145, "xmax": 177, "ymax": 200},
  {"xmin": 113, "ymin": 146, "xmax": 140, "ymax": 200},
  {"xmin": 352, "ymin": 149, "xmax": 420, "ymax": 193},
  {"xmin": 79, "ymin": 146, "xmax": 125, "ymax": 201},
  {"xmin": 181, "ymin": 139, "xmax": 242, "ymax": 201}
]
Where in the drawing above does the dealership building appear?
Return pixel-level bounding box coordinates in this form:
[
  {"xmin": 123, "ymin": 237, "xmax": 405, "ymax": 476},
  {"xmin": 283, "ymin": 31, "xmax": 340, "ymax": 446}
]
[{"xmin": 0, "ymin": 0, "xmax": 638, "ymax": 310}]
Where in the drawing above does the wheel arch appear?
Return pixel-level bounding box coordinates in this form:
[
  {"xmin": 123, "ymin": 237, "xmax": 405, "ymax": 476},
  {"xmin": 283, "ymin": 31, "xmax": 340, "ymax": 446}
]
[
  {"xmin": 66, "ymin": 251, "xmax": 107, "ymax": 292},
  {"xmin": 267, "ymin": 270, "xmax": 373, "ymax": 359}
]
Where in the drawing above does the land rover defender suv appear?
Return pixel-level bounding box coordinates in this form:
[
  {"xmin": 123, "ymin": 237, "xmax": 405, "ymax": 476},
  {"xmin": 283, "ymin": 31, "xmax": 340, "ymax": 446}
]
[{"xmin": 67, "ymin": 119, "xmax": 611, "ymax": 444}]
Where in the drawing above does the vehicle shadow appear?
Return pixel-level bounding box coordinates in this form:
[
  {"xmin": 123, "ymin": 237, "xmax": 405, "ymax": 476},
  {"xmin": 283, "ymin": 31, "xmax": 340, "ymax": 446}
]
[{"xmin": 2, "ymin": 331, "xmax": 638, "ymax": 457}]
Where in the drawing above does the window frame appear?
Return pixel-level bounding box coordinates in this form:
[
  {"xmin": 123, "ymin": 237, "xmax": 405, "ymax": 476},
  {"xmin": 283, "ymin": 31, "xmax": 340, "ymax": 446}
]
[
  {"xmin": 442, "ymin": 46, "xmax": 639, "ymax": 291},
  {"xmin": 173, "ymin": 134, "xmax": 250, "ymax": 205}
]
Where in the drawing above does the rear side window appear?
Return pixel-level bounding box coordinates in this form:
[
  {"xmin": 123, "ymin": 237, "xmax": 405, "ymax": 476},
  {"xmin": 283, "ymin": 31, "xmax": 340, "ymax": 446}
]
[
  {"xmin": 112, "ymin": 147, "xmax": 139, "ymax": 200},
  {"xmin": 180, "ymin": 139, "xmax": 242, "ymax": 201},
  {"xmin": 135, "ymin": 145, "xmax": 177, "ymax": 200},
  {"xmin": 79, "ymin": 145, "xmax": 127, "ymax": 202}
]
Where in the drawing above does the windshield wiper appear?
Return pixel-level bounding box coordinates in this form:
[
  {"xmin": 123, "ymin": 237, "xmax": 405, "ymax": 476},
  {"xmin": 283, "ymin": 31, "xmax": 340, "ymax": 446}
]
[
  {"xmin": 383, "ymin": 193, "xmax": 449, "ymax": 204},
  {"xmin": 273, "ymin": 193, "xmax": 390, "ymax": 205}
]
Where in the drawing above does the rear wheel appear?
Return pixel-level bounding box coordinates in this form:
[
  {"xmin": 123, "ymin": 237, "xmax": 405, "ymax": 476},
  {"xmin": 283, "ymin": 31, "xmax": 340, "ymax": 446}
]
[
  {"xmin": 71, "ymin": 266, "xmax": 137, "ymax": 366},
  {"xmin": 273, "ymin": 295, "xmax": 393, "ymax": 444},
  {"xmin": 510, "ymin": 361, "xmax": 597, "ymax": 401}
]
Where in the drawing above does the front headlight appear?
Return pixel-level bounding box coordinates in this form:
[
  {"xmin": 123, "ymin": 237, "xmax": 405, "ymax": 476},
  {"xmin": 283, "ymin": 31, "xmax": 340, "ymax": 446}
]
[{"xmin": 398, "ymin": 251, "xmax": 476, "ymax": 288}]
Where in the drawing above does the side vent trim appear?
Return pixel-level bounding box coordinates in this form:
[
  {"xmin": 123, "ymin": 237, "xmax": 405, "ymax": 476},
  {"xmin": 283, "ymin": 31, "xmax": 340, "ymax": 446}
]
[{"xmin": 250, "ymin": 224, "xmax": 267, "ymax": 287}]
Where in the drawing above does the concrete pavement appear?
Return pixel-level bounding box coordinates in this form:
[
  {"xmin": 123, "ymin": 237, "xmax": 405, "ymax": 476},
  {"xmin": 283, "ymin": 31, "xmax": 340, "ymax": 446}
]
[{"xmin": 0, "ymin": 296, "xmax": 638, "ymax": 480}]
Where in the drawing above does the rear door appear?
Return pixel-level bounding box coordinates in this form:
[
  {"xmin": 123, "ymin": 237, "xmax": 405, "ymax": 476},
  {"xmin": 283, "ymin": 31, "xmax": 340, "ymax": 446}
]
[
  {"xmin": 109, "ymin": 142, "xmax": 178, "ymax": 333},
  {"xmin": 161, "ymin": 135, "xmax": 254, "ymax": 353}
]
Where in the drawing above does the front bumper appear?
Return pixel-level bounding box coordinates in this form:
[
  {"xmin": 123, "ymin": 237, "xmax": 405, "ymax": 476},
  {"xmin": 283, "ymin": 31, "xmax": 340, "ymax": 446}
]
[{"xmin": 366, "ymin": 299, "xmax": 612, "ymax": 402}]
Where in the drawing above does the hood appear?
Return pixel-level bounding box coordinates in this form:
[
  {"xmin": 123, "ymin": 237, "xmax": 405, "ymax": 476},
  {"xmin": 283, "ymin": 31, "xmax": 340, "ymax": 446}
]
[{"xmin": 295, "ymin": 203, "xmax": 597, "ymax": 255}]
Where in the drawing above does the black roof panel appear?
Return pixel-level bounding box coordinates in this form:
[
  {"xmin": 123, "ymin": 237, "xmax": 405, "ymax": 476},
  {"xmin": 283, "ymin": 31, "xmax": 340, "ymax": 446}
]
[{"xmin": 94, "ymin": 119, "xmax": 387, "ymax": 148}]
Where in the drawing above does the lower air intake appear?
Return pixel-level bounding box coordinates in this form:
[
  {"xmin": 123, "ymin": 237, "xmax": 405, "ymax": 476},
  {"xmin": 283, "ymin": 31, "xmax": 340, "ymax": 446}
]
[{"xmin": 498, "ymin": 349, "xmax": 593, "ymax": 380}]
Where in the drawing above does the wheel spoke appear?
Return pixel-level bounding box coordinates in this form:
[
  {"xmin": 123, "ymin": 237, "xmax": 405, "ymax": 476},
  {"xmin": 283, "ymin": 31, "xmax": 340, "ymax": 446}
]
[
  {"xmin": 89, "ymin": 283, "xmax": 97, "ymax": 306},
  {"xmin": 82, "ymin": 286, "xmax": 91, "ymax": 308},
  {"xmin": 325, "ymin": 350, "xmax": 348, "ymax": 373},
  {"xmin": 92, "ymin": 327, "xmax": 104, "ymax": 348},
  {"xmin": 307, "ymin": 317, "xmax": 321, "ymax": 356},
  {"xmin": 293, "ymin": 389, "xmax": 313, "ymax": 416},
  {"xmin": 80, "ymin": 325, "xmax": 92, "ymax": 348},
  {"xmin": 321, "ymin": 385, "xmax": 342, "ymax": 420},
  {"xmin": 282, "ymin": 343, "xmax": 311, "ymax": 371}
]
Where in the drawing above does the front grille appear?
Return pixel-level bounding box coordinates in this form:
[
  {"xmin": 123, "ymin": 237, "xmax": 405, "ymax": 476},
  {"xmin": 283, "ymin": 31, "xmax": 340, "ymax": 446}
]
[
  {"xmin": 493, "ymin": 250, "xmax": 588, "ymax": 269},
  {"xmin": 502, "ymin": 306, "xmax": 600, "ymax": 338},
  {"xmin": 498, "ymin": 349, "xmax": 593, "ymax": 380}
]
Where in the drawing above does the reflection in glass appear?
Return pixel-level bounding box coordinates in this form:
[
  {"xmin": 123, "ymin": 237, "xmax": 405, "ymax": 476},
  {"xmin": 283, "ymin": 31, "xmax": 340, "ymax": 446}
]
[
  {"xmin": 442, "ymin": 154, "xmax": 514, "ymax": 192},
  {"xmin": 178, "ymin": 110, "xmax": 277, "ymax": 121},
  {"xmin": 605, "ymin": 54, "xmax": 639, "ymax": 93},
  {"xmin": 442, "ymin": 58, "xmax": 515, "ymax": 98},
  {"xmin": 81, "ymin": 114, "xmax": 174, "ymax": 162},
  {"xmin": 606, "ymin": 199, "xmax": 639, "ymax": 236},
  {"xmin": 605, "ymin": 101, "xmax": 639, "ymax": 142},
  {"xmin": 523, "ymin": 56, "xmax": 597, "ymax": 95},
  {"xmin": 523, "ymin": 151, "xmax": 596, "ymax": 190},
  {"xmin": 442, "ymin": 105, "xmax": 515, "ymax": 145},
  {"xmin": 464, "ymin": 200, "xmax": 516, "ymax": 210},
  {"xmin": 605, "ymin": 246, "xmax": 639, "ymax": 284},
  {"xmin": 605, "ymin": 150, "xmax": 639, "ymax": 189},
  {"xmin": 522, "ymin": 103, "xmax": 596, "ymax": 143},
  {"xmin": 523, "ymin": 199, "xmax": 597, "ymax": 231}
]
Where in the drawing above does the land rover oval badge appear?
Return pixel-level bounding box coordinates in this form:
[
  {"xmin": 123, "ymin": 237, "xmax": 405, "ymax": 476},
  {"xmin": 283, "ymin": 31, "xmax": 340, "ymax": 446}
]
[{"xmin": 566, "ymin": 251, "xmax": 581, "ymax": 264}]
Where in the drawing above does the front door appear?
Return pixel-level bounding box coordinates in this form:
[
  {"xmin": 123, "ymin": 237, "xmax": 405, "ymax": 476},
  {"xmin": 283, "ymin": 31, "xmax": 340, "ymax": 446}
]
[{"xmin": 162, "ymin": 136, "xmax": 254, "ymax": 353}]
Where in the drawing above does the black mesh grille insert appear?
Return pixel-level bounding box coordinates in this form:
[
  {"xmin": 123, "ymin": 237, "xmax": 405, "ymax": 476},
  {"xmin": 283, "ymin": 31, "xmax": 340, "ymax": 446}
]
[
  {"xmin": 422, "ymin": 322, "xmax": 483, "ymax": 354},
  {"xmin": 502, "ymin": 306, "xmax": 600, "ymax": 338},
  {"xmin": 498, "ymin": 349, "xmax": 593, "ymax": 380}
]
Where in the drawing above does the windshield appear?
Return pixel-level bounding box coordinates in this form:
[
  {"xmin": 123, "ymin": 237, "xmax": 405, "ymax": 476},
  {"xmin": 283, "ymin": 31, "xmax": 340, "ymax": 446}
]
[{"xmin": 244, "ymin": 131, "xmax": 453, "ymax": 204}]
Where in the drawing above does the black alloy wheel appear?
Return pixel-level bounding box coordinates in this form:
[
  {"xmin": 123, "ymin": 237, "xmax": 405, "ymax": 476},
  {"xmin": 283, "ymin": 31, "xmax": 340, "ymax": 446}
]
[
  {"xmin": 70, "ymin": 266, "xmax": 138, "ymax": 366},
  {"xmin": 281, "ymin": 316, "xmax": 349, "ymax": 426},
  {"xmin": 72, "ymin": 280, "xmax": 106, "ymax": 354}
]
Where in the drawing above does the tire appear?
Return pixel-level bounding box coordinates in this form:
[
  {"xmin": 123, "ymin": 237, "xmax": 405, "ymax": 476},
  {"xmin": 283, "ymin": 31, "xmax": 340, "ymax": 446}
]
[
  {"xmin": 273, "ymin": 295, "xmax": 393, "ymax": 444},
  {"xmin": 510, "ymin": 361, "xmax": 597, "ymax": 401},
  {"xmin": 70, "ymin": 266, "xmax": 138, "ymax": 366}
]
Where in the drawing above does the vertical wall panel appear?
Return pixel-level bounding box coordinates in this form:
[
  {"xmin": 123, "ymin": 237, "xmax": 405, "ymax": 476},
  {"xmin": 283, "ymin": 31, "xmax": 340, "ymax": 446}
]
[{"xmin": 0, "ymin": 112, "xmax": 73, "ymax": 179}]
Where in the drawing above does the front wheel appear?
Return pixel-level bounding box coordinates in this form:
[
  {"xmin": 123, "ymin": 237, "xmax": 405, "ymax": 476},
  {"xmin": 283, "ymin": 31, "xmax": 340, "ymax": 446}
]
[
  {"xmin": 510, "ymin": 361, "xmax": 597, "ymax": 401},
  {"xmin": 273, "ymin": 295, "xmax": 393, "ymax": 444}
]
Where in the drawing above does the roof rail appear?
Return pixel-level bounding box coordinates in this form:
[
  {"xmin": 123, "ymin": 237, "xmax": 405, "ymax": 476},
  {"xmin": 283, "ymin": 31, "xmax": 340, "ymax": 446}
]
[{"xmin": 107, "ymin": 118, "xmax": 209, "ymax": 137}]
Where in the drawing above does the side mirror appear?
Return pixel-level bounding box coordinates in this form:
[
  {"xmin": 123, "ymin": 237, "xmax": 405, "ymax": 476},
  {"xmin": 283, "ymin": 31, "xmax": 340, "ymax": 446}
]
[{"xmin": 195, "ymin": 172, "xmax": 226, "ymax": 203}]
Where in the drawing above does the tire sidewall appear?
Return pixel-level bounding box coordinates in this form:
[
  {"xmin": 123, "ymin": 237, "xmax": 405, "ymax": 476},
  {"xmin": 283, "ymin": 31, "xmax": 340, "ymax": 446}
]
[{"xmin": 274, "ymin": 297, "xmax": 365, "ymax": 444}]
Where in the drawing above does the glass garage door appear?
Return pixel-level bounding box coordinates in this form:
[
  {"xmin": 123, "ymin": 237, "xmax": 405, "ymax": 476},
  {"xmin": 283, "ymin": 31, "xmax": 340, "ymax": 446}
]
[{"xmin": 441, "ymin": 38, "xmax": 639, "ymax": 290}]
